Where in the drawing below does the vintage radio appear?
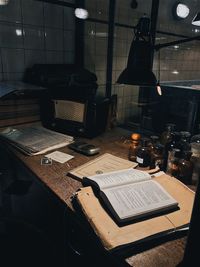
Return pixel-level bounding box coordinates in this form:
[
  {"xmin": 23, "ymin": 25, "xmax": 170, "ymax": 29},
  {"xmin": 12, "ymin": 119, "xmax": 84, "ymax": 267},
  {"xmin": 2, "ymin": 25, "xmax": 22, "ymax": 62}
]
[
  {"xmin": 41, "ymin": 96, "xmax": 109, "ymax": 138},
  {"xmin": 24, "ymin": 64, "xmax": 110, "ymax": 138}
]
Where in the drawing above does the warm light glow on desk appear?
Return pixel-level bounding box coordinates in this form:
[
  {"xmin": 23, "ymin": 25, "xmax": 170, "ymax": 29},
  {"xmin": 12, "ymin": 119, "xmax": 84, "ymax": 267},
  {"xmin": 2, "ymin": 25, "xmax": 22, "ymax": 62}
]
[{"xmin": 157, "ymin": 83, "xmax": 162, "ymax": 96}]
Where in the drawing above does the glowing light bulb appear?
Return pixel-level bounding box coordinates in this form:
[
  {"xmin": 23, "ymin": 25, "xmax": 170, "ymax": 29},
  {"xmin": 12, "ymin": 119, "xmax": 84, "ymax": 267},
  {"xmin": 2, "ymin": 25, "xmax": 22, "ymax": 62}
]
[
  {"xmin": 176, "ymin": 3, "xmax": 190, "ymax": 19},
  {"xmin": 156, "ymin": 83, "xmax": 162, "ymax": 96},
  {"xmin": 0, "ymin": 0, "xmax": 9, "ymax": 5},
  {"xmin": 74, "ymin": 8, "xmax": 89, "ymax": 19}
]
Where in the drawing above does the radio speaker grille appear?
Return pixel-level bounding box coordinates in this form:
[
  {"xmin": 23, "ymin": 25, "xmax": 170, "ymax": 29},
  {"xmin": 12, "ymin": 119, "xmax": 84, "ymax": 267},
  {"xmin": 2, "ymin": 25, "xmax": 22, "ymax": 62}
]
[{"xmin": 54, "ymin": 100, "xmax": 85, "ymax": 123}]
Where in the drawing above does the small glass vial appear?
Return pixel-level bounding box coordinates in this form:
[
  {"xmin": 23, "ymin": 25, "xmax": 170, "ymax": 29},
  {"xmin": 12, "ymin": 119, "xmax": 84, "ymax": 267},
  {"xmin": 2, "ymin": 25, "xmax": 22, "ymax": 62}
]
[
  {"xmin": 136, "ymin": 138, "xmax": 151, "ymax": 168},
  {"xmin": 128, "ymin": 133, "xmax": 141, "ymax": 162}
]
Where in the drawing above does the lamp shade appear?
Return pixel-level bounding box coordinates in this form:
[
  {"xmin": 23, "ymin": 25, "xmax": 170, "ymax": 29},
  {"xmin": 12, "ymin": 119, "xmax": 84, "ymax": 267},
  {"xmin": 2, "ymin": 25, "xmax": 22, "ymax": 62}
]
[
  {"xmin": 192, "ymin": 12, "xmax": 200, "ymax": 26},
  {"xmin": 117, "ymin": 39, "xmax": 157, "ymax": 86}
]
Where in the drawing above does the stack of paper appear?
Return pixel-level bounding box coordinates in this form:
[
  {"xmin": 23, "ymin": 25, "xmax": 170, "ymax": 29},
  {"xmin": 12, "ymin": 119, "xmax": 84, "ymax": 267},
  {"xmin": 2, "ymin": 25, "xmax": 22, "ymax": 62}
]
[{"xmin": 0, "ymin": 125, "xmax": 73, "ymax": 156}]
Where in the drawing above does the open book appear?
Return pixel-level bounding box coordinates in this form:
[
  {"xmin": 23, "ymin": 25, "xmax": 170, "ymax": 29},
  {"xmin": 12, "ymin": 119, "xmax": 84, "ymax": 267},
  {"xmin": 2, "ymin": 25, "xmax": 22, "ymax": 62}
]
[
  {"xmin": 83, "ymin": 168, "xmax": 179, "ymax": 224},
  {"xmin": 75, "ymin": 173, "xmax": 194, "ymax": 251}
]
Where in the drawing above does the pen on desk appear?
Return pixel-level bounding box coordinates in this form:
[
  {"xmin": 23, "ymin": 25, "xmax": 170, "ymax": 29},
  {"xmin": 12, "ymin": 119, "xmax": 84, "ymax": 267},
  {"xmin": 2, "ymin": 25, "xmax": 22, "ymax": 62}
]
[{"xmin": 66, "ymin": 162, "xmax": 70, "ymax": 168}]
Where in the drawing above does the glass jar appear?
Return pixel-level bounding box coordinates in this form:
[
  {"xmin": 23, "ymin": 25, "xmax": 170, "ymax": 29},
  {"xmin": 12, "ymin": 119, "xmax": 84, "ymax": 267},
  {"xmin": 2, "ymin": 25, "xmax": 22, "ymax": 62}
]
[{"xmin": 128, "ymin": 133, "xmax": 141, "ymax": 162}]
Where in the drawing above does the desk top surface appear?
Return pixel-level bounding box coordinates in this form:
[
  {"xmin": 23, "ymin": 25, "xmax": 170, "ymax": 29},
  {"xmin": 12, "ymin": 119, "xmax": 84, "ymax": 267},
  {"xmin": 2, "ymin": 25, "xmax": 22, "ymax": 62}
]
[{"xmin": 2, "ymin": 126, "xmax": 188, "ymax": 267}]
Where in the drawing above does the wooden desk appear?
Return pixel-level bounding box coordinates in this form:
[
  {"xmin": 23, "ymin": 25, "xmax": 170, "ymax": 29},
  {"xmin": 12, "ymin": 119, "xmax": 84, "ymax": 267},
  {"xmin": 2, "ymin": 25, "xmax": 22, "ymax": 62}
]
[{"xmin": 0, "ymin": 127, "xmax": 188, "ymax": 267}]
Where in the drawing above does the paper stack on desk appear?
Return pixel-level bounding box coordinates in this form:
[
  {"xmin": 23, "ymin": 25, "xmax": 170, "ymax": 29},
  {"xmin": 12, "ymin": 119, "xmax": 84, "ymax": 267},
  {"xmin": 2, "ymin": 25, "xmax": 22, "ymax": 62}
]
[{"xmin": 0, "ymin": 125, "xmax": 74, "ymax": 156}]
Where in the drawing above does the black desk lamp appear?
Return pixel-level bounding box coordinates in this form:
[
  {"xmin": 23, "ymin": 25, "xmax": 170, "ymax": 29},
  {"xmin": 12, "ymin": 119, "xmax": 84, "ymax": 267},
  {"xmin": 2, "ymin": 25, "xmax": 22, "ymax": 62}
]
[
  {"xmin": 117, "ymin": 16, "xmax": 157, "ymax": 87},
  {"xmin": 117, "ymin": 1, "xmax": 200, "ymax": 90}
]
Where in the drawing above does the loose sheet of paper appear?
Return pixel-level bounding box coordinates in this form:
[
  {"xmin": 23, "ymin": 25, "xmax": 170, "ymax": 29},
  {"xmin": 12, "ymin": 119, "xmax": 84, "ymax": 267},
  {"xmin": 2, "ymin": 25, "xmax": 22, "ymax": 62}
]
[
  {"xmin": 45, "ymin": 151, "xmax": 74, "ymax": 163},
  {"xmin": 68, "ymin": 153, "xmax": 137, "ymax": 180}
]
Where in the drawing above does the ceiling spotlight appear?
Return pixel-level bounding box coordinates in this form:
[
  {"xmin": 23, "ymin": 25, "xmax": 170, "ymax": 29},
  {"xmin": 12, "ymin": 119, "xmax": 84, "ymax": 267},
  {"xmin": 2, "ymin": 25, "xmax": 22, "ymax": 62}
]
[
  {"xmin": 0, "ymin": 0, "xmax": 9, "ymax": 5},
  {"xmin": 172, "ymin": 2, "xmax": 190, "ymax": 20},
  {"xmin": 74, "ymin": 8, "xmax": 89, "ymax": 20},
  {"xmin": 192, "ymin": 12, "xmax": 200, "ymax": 26}
]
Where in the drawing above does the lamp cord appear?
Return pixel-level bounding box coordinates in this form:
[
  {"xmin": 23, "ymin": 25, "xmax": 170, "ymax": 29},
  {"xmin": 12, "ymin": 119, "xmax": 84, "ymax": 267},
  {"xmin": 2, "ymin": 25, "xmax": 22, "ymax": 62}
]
[{"xmin": 158, "ymin": 48, "xmax": 161, "ymax": 83}]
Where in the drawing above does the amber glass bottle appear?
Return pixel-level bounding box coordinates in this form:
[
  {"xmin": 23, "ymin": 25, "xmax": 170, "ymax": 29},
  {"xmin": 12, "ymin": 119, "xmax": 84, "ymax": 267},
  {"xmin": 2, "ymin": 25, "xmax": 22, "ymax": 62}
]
[
  {"xmin": 128, "ymin": 133, "xmax": 141, "ymax": 162},
  {"xmin": 136, "ymin": 138, "xmax": 151, "ymax": 168}
]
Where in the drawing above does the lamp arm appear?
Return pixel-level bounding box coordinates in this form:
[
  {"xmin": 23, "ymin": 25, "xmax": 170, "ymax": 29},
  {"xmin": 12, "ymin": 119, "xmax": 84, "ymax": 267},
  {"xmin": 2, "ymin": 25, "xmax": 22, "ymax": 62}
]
[{"xmin": 154, "ymin": 35, "xmax": 200, "ymax": 51}]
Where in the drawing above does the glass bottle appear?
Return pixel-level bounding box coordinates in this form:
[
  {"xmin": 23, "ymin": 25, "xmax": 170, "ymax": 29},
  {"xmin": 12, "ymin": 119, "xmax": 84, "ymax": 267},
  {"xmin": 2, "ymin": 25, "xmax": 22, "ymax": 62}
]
[
  {"xmin": 149, "ymin": 135, "xmax": 159, "ymax": 151},
  {"xmin": 166, "ymin": 148, "xmax": 181, "ymax": 178},
  {"xmin": 160, "ymin": 123, "xmax": 176, "ymax": 146},
  {"xmin": 191, "ymin": 134, "xmax": 200, "ymax": 145},
  {"xmin": 150, "ymin": 143, "xmax": 164, "ymax": 170},
  {"xmin": 163, "ymin": 131, "xmax": 181, "ymax": 171},
  {"xmin": 128, "ymin": 133, "xmax": 141, "ymax": 162},
  {"xmin": 179, "ymin": 131, "xmax": 191, "ymax": 152},
  {"xmin": 178, "ymin": 151, "xmax": 193, "ymax": 185},
  {"xmin": 190, "ymin": 135, "xmax": 200, "ymax": 185},
  {"xmin": 136, "ymin": 138, "xmax": 151, "ymax": 168}
]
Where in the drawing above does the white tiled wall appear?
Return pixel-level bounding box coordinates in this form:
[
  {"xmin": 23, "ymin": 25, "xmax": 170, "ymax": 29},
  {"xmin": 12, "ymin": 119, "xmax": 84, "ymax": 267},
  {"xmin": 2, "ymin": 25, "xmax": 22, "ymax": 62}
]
[
  {"xmin": 0, "ymin": 0, "xmax": 75, "ymax": 81},
  {"xmin": 84, "ymin": 20, "xmax": 108, "ymax": 96}
]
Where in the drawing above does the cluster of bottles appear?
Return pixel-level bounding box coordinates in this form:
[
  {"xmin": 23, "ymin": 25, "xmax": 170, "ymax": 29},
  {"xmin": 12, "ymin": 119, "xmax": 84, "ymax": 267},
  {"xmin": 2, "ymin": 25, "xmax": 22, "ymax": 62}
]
[{"xmin": 128, "ymin": 123, "xmax": 200, "ymax": 185}]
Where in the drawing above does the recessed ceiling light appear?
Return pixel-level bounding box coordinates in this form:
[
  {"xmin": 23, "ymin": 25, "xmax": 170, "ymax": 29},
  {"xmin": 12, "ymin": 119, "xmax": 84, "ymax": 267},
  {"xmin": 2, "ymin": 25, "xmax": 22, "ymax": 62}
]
[
  {"xmin": 16, "ymin": 29, "xmax": 22, "ymax": 36},
  {"xmin": 0, "ymin": 0, "xmax": 9, "ymax": 5},
  {"xmin": 74, "ymin": 8, "xmax": 89, "ymax": 19},
  {"xmin": 174, "ymin": 45, "xmax": 179, "ymax": 49},
  {"xmin": 172, "ymin": 70, "xmax": 179, "ymax": 74},
  {"xmin": 173, "ymin": 2, "xmax": 190, "ymax": 20}
]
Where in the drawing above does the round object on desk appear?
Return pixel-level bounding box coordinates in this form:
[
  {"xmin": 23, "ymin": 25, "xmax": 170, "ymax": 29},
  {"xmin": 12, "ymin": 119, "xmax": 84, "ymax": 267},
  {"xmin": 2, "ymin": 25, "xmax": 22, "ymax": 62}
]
[{"xmin": 131, "ymin": 133, "xmax": 141, "ymax": 141}]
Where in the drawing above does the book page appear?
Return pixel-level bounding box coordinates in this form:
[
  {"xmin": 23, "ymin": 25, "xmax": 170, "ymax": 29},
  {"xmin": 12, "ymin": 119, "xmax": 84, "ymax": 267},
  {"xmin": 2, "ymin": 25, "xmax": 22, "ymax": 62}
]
[
  {"xmin": 87, "ymin": 168, "xmax": 151, "ymax": 189},
  {"xmin": 68, "ymin": 153, "xmax": 138, "ymax": 180},
  {"xmin": 102, "ymin": 180, "xmax": 178, "ymax": 220}
]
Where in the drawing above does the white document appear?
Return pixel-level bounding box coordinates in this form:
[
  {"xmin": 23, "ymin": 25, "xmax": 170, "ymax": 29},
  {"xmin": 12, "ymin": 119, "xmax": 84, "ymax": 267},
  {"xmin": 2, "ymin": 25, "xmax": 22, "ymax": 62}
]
[
  {"xmin": 45, "ymin": 151, "xmax": 74, "ymax": 164},
  {"xmin": 0, "ymin": 126, "xmax": 73, "ymax": 155},
  {"xmin": 68, "ymin": 153, "xmax": 138, "ymax": 180}
]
